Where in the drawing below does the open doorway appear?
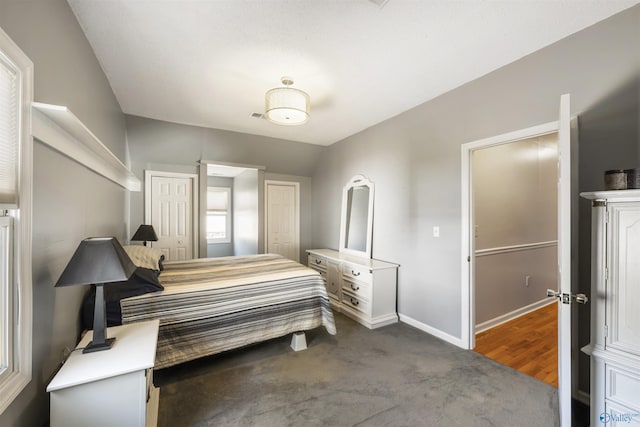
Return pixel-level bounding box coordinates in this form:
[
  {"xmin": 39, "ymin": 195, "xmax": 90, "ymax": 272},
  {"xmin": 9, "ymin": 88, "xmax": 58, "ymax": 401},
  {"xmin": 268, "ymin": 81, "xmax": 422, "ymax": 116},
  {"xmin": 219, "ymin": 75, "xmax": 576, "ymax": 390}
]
[
  {"xmin": 200, "ymin": 162, "xmax": 264, "ymax": 258},
  {"xmin": 466, "ymin": 130, "xmax": 559, "ymax": 387}
]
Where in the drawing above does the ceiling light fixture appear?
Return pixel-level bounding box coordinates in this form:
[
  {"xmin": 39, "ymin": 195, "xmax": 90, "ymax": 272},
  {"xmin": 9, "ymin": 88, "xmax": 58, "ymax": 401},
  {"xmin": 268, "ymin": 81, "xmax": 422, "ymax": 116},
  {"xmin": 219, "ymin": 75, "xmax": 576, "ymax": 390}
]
[{"xmin": 265, "ymin": 77, "xmax": 310, "ymax": 126}]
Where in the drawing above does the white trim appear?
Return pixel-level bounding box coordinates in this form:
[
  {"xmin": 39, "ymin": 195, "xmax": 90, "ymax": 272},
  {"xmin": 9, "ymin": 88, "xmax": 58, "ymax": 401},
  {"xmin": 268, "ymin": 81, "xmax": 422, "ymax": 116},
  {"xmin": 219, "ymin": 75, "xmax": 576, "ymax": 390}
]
[
  {"xmin": 475, "ymin": 299, "xmax": 556, "ymax": 333},
  {"xmin": 475, "ymin": 240, "xmax": 557, "ymax": 257},
  {"xmin": 399, "ymin": 314, "xmax": 466, "ymax": 348},
  {"xmin": 144, "ymin": 170, "xmax": 199, "ymax": 258},
  {"xmin": 0, "ymin": 216, "xmax": 13, "ymax": 382},
  {"xmin": 199, "ymin": 159, "xmax": 266, "ymax": 171},
  {"xmin": 264, "ymin": 180, "xmax": 300, "ymax": 262},
  {"xmin": 31, "ymin": 103, "xmax": 140, "ymax": 192},
  {"xmin": 460, "ymin": 121, "xmax": 559, "ymax": 350},
  {"xmin": 0, "ymin": 25, "xmax": 32, "ymax": 415}
]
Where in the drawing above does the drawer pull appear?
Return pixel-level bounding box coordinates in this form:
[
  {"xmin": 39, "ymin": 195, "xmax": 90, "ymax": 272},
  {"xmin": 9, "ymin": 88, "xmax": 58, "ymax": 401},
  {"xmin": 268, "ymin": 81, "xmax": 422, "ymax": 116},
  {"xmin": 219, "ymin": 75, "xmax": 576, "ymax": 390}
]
[
  {"xmin": 315, "ymin": 259, "xmax": 322, "ymax": 264},
  {"xmin": 350, "ymin": 283, "xmax": 359, "ymax": 291},
  {"xmin": 350, "ymin": 298, "xmax": 359, "ymax": 307},
  {"xmin": 351, "ymin": 270, "xmax": 360, "ymax": 277}
]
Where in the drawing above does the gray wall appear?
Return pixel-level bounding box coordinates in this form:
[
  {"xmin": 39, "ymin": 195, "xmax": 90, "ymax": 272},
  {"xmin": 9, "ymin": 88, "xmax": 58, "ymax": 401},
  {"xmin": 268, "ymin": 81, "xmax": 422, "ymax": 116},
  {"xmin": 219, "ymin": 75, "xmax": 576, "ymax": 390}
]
[
  {"xmin": 0, "ymin": 1, "xmax": 127, "ymax": 426},
  {"xmin": 473, "ymin": 136, "xmax": 558, "ymax": 325},
  {"xmin": 125, "ymin": 115, "xmax": 323, "ymax": 258},
  {"xmin": 312, "ymin": 5, "xmax": 639, "ymax": 397}
]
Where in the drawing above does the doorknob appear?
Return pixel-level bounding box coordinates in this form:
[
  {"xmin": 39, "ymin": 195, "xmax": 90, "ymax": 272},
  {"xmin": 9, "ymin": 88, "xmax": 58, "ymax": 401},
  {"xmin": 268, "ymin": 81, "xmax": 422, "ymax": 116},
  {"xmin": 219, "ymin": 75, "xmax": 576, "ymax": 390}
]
[
  {"xmin": 574, "ymin": 294, "xmax": 589, "ymax": 304},
  {"xmin": 546, "ymin": 289, "xmax": 589, "ymax": 305},
  {"xmin": 546, "ymin": 289, "xmax": 560, "ymax": 298}
]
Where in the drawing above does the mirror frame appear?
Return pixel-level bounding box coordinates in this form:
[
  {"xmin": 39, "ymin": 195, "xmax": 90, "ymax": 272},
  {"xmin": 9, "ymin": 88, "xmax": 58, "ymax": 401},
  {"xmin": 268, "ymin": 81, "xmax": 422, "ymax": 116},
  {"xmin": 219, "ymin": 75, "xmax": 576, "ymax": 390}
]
[{"xmin": 339, "ymin": 174, "xmax": 374, "ymax": 259}]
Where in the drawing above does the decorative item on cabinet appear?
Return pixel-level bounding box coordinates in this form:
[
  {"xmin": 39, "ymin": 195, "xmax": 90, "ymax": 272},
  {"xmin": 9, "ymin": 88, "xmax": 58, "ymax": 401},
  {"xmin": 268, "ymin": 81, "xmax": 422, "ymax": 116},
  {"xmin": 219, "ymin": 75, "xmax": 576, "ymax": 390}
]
[{"xmin": 604, "ymin": 168, "xmax": 640, "ymax": 190}]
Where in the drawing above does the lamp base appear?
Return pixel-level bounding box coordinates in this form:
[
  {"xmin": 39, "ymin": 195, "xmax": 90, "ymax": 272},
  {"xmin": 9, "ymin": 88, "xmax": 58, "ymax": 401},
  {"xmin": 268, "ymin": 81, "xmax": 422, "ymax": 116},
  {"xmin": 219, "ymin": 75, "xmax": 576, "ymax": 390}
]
[{"xmin": 82, "ymin": 337, "xmax": 115, "ymax": 354}]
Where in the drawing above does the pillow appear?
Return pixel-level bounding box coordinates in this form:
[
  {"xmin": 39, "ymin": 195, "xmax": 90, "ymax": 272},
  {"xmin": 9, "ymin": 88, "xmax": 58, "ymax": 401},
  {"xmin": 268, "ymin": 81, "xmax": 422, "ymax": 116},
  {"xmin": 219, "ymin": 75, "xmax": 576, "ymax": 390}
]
[
  {"xmin": 124, "ymin": 245, "xmax": 164, "ymax": 271},
  {"xmin": 81, "ymin": 266, "xmax": 164, "ymax": 329}
]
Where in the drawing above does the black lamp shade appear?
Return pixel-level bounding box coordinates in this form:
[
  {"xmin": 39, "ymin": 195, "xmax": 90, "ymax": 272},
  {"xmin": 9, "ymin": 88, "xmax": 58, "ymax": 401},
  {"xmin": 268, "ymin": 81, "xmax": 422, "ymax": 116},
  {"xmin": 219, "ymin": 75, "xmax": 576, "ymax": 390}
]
[
  {"xmin": 56, "ymin": 237, "xmax": 137, "ymax": 287},
  {"xmin": 131, "ymin": 224, "xmax": 158, "ymax": 244},
  {"xmin": 56, "ymin": 237, "xmax": 136, "ymax": 353}
]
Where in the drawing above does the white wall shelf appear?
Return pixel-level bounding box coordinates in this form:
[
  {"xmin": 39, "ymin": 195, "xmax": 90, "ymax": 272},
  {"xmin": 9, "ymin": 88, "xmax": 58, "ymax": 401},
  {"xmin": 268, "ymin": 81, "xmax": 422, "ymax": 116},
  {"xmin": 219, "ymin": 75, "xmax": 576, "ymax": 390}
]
[{"xmin": 32, "ymin": 102, "xmax": 141, "ymax": 191}]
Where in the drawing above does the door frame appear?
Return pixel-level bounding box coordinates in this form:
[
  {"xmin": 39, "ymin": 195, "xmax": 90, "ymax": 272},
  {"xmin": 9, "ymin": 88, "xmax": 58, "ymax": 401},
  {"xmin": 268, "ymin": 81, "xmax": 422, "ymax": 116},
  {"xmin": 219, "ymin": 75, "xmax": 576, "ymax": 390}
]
[
  {"xmin": 461, "ymin": 104, "xmax": 581, "ymax": 424},
  {"xmin": 144, "ymin": 170, "xmax": 199, "ymax": 258},
  {"xmin": 460, "ymin": 120, "xmax": 559, "ymax": 349},
  {"xmin": 264, "ymin": 180, "xmax": 300, "ymax": 262}
]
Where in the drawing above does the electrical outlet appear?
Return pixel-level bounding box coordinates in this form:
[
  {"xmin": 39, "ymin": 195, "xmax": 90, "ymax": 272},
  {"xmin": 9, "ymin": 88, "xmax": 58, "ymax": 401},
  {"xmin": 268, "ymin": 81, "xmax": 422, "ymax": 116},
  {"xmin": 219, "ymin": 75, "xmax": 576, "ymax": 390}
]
[{"xmin": 433, "ymin": 226, "xmax": 440, "ymax": 237}]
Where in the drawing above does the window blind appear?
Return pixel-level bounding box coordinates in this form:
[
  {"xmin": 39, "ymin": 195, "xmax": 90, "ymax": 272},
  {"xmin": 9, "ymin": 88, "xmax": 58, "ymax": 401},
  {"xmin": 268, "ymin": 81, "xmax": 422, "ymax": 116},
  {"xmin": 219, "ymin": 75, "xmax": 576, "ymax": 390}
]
[
  {"xmin": 0, "ymin": 54, "xmax": 18, "ymax": 208},
  {"xmin": 207, "ymin": 187, "xmax": 229, "ymax": 211}
]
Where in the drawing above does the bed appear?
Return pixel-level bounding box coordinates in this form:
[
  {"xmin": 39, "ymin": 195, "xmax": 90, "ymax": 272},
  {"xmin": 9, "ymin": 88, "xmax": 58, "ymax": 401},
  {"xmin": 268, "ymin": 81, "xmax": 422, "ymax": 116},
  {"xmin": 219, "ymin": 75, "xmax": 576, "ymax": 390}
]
[{"xmin": 82, "ymin": 250, "xmax": 336, "ymax": 369}]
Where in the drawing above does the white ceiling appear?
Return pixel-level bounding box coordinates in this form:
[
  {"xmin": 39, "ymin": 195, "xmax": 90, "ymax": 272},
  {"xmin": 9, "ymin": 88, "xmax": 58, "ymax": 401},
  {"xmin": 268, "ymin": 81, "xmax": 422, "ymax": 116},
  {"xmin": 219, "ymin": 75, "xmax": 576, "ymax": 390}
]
[{"xmin": 67, "ymin": 0, "xmax": 639, "ymax": 146}]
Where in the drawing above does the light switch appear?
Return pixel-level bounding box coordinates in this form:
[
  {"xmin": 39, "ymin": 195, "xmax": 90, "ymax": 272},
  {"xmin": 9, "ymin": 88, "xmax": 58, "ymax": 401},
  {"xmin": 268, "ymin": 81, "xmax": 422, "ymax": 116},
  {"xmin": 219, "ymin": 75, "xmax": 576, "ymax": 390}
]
[{"xmin": 433, "ymin": 226, "xmax": 440, "ymax": 237}]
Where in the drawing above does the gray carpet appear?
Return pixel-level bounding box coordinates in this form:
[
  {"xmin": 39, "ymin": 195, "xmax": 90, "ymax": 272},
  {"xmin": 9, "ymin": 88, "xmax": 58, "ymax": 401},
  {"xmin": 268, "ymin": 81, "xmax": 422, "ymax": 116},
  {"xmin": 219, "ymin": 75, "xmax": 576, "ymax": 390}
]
[{"xmin": 154, "ymin": 313, "xmax": 559, "ymax": 427}]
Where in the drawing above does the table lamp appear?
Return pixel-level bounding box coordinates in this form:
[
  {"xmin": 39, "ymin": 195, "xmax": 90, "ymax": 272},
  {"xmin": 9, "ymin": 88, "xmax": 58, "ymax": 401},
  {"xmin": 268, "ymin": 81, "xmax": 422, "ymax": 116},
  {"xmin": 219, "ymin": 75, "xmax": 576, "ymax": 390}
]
[
  {"xmin": 56, "ymin": 237, "xmax": 136, "ymax": 353},
  {"xmin": 131, "ymin": 224, "xmax": 158, "ymax": 246}
]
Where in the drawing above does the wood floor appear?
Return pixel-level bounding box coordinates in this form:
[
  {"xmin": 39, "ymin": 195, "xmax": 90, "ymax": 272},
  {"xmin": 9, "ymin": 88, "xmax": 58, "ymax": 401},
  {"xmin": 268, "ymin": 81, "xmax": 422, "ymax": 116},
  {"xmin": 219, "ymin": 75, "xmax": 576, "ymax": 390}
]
[{"xmin": 474, "ymin": 303, "xmax": 558, "ymax": 387}]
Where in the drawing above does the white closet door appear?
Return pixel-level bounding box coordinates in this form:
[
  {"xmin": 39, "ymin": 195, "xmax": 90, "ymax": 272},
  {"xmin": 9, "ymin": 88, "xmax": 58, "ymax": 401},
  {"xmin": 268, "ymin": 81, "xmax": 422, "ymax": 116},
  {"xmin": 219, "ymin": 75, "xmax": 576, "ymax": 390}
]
[
  {"xmin": 265, "ymin": 181, "xmax": 299, "ymax": 262},
  {"xmin": 146, "ymin": 171, "xmax": 198, "ymax": 261}
]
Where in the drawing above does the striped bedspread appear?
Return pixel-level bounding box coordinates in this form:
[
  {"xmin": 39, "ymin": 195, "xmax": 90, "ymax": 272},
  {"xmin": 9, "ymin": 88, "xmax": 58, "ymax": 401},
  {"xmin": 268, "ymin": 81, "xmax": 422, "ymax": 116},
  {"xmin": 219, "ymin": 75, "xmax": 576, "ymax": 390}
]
[{"xmin": 120, "ymin": 254, "xmax": 336, "ymax": 369}]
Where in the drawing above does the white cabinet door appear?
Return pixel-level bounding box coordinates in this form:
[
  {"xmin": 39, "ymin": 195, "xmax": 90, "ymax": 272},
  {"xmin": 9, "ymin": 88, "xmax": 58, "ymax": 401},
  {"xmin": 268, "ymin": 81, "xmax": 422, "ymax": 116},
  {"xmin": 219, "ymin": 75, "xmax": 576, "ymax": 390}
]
[
  {"xmin": 325, "ymin": 261, "xmax": 341, "ymax": 300},
  {"xmin": 608, "ymin": 204, "xmax": 640, "ymax": 356}
]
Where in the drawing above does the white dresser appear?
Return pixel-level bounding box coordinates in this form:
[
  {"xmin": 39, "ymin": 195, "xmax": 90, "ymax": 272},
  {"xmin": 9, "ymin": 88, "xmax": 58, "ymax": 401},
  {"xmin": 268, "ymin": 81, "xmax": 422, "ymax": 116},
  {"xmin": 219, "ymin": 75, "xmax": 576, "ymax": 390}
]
[
  {"xmin": 47, "ymin": 320, "xmax": 160, "ymax": 427},
  {"xmin": 581, "ymin": 190, "xmax": 640, "ymax": 426},
  {"xmin": 307, "ymin": 249, "xmax": 399, "ymax": 329}
]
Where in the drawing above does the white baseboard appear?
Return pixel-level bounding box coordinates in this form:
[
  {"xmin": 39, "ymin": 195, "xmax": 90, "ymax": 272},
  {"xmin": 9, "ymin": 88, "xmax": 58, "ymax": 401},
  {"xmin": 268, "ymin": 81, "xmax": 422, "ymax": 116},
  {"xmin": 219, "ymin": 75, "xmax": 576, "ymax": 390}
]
[
  {"xmin": 399, "ymin": 314, "xmax": 466, "ymax": 349},
  {"xmin": 475, "ymin": 298, "xmax": 556, "ymax": 334}
]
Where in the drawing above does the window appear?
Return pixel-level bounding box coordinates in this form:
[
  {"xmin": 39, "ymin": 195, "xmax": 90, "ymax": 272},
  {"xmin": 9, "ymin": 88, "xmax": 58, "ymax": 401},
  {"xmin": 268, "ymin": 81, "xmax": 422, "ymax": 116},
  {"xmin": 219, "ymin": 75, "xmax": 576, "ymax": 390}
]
[
  {"xmin": 206, "ymin": 187, "xmax": 231, "ymax": 243},
  {"xmin": 0, "ymin": 25, "xmax": 32, "ymax": 415}
]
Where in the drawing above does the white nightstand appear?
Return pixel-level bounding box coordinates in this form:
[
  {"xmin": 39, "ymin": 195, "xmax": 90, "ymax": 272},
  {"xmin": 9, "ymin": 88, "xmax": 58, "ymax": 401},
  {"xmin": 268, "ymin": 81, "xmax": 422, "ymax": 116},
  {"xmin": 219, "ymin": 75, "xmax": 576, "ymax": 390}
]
[{"xmin": 47, "ymin": 320, "xmax": 160, "ymax": 427}]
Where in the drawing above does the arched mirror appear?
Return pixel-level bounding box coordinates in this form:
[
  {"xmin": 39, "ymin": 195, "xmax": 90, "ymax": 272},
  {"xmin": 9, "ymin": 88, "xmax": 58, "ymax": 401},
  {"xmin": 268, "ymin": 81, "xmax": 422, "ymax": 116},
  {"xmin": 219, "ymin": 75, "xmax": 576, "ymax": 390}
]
[{"xmin": 339, "ymin": 175, "xmax": 374, "ymax": 258}]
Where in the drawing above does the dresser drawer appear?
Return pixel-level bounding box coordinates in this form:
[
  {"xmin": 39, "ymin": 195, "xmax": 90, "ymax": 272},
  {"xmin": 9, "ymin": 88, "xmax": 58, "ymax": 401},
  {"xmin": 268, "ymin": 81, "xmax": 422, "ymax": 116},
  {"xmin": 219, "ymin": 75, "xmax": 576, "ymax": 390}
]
[
  {"xmin": 342, "ymin": 279, "xmax": 370, "ymax": 301},
  {"xmin": 342, "ymin": 292, "xmax": 370, "ymax": 315},
  {"xmin": 342, "ymin": 263, "xmax": 372, "ymax": 284},
  {"xmin": 308, "ymin": 254, "xmax": 327, "ymax": 271},
  {"xmin": 316, "ymin": 269, "xmax": 327, "ymax": 283},
  {"xmin": 606, "ymin": 364, "xmax": 640, "ymax": 410},
  {"xmin": 604, "ymin": 401, "xmax": 640, "ymax": 426}
]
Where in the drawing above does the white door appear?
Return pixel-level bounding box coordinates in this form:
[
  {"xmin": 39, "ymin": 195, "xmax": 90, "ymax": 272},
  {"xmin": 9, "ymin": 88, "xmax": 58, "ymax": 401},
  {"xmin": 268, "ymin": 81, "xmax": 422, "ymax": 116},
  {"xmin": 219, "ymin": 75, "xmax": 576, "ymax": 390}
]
[
  {"xmin": 145, "ymin": 171, "xmax": 198, "ymax": 261},
  {"xmin": 265, "ymin": 181, "xmax": 299, "ymax": 261},
  {"xmin": 462, "ymin": 94, "xmax": 578, "ymax": 426},
  {"xmin": 555, "ymin": 93, "xmax": 573, "ymax": 427}
]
